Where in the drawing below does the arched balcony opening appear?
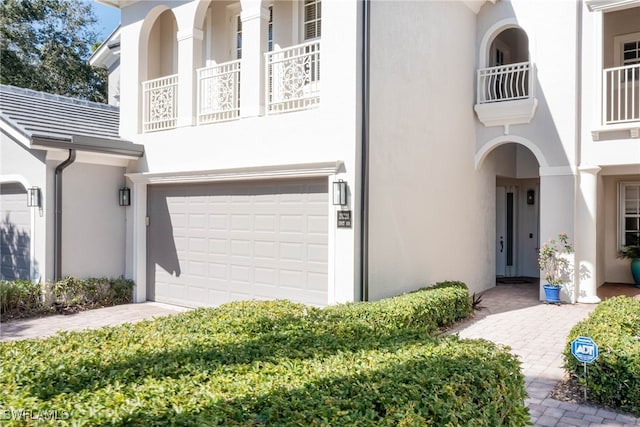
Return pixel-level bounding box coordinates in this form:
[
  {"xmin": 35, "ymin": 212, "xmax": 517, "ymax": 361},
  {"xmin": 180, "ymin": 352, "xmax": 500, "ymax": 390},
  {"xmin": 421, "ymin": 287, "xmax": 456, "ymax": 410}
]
[
  {"xmin": 196, "ymin": 1, "xmax": 242, "ymax": 124},
  {"xmin": 475, "ymin": 24, "xmax": 537, "ymax": 130},
  {"xmin": 142, "ymin": 9, "xmax": 179, "ymax": 132},
  {"xmin": 480, "ymin": 27, "xmax": 531, "ymax": 103}
]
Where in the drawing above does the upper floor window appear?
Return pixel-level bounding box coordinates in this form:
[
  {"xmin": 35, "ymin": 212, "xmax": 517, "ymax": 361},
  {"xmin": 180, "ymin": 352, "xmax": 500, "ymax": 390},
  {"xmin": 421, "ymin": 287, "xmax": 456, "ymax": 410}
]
[
  {"xmin": 620, "ymin": 182, "xmax": 640, "ymax": 248},
  {"xmin": 268, "ymin": 5, "xmax": 273, "ymax": 52},
  {"xmin": 304, "ymin": 0, "xmax": 321, "ymax": 41},
  {"xmin": 623, "ymin": 40, "xmax": 640, "ymax": 66}
]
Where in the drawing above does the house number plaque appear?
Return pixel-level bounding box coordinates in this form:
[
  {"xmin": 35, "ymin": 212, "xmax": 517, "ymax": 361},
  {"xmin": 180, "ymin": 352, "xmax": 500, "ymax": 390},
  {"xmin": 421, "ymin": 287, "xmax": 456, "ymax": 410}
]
[{"xmin": 337, "ymin": 210, "xmax": 352, "ymax": 228}]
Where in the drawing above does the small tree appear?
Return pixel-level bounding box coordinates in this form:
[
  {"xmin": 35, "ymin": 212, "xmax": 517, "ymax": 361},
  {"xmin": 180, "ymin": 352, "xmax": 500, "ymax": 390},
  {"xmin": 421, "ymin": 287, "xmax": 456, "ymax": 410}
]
[
  {"xmin": 0, "ymin": 0, "xmax": 107, "ymax": 102},
  {"xmin": 539, "ymin": 232, "xmax": 574, "ymax": 286}
]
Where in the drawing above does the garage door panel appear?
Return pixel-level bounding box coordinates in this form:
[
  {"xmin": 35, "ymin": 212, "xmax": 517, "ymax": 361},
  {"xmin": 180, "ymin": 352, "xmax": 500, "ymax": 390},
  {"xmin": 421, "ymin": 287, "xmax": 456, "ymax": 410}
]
[
  {"xmin": 1, "ymin": 183, "xmax": 31, "ymax": 281},
  {"xmin": 148, "ymin": 178, "xmax": 328, "ymax": 308}
]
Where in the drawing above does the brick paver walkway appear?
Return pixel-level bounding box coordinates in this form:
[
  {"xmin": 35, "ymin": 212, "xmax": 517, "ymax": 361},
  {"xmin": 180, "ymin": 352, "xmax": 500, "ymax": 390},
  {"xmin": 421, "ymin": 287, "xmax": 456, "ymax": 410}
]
[
  {"xmin": 450, "ymin": 283, "xmax": 640, "ymax": 427},
  {"xmin": 0, "ymin": 302, "xmax": 188, "ymax": 342}
]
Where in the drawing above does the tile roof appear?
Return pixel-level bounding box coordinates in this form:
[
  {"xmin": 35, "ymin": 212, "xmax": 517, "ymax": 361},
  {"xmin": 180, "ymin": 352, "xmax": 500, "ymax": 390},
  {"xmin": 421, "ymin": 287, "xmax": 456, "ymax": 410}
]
[{"xmin": 0, "ymin": 84, "xmax": 143, "ymax": 157}]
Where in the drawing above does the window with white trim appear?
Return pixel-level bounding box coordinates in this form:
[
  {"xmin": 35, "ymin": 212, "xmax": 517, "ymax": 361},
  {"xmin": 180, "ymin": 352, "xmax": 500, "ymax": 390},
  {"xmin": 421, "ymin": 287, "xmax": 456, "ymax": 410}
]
[
  {"xmin": 620, "ymin": 182, "xmax": 640, "ymax": 248},
  {"xmin": 614, "ymin": 32, "xmax": 640, "ymax": 80},
  {"xmin": 303, "ymin": 0, "xmax": 321, "ymax": 41},
  {"xmin": 623, "ymin": 40, "xmax": 640, "ymax": 66}
]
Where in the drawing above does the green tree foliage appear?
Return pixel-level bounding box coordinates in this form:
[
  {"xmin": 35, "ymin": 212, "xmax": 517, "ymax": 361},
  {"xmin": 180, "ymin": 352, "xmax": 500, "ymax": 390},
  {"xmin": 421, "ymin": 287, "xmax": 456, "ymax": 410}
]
[{"xmin": 0, "ymin": 0, "xmax": 107, "ymax": 102}]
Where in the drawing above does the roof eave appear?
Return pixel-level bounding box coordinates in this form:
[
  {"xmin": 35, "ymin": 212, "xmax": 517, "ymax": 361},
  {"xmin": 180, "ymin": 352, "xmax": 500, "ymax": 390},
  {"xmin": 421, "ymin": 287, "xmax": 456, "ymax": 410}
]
[{"xmin": 31, "ymin": 134, "xmax": 144, "ymax": 158}]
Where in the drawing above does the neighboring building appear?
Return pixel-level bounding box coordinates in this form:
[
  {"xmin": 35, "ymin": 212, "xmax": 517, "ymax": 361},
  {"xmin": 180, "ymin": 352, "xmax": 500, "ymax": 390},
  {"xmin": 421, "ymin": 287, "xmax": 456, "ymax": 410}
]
[
  {"xmin": 90, "ymin": 26, "xmax": 122, "ymax": 106},
  {"xmin": 0, "ymin": 85, "xmax": 143, "ymax": 282},
  {"xmin": 3, "ymin": 0, "xmax": 638, "ymax": 307}
]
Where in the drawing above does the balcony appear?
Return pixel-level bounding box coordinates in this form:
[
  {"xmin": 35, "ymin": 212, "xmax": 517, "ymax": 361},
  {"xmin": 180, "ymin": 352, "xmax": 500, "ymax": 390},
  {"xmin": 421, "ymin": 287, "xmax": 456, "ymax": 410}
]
[
  {"xmin": 603, "ymin": 64, "xmax": 640, "ymax": 125},
  {"xmin": 197, "ymin": 60, "xmax": 241, "ymax": 125},
  {"xmin": 142, "ymin": 74, "xmax": 178, "ymax": 132},
  {"xmin": 266, "ymin": 41, "xmax": 320, "ymax": 114},
  {"xmin": 474, "ymin": 62, "xmax": 538, "ymax": 130}
]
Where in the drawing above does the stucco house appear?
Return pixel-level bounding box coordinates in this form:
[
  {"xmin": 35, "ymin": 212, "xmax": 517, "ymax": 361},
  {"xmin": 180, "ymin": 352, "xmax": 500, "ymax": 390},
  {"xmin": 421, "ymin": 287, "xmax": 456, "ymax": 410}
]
[
  {"xmin": 2, "ymin": 0, "xmax": 639, "ymax": 307},
  {"xmin": 0, "ymin": 85, "xmax": 144, "ymax": 282}
]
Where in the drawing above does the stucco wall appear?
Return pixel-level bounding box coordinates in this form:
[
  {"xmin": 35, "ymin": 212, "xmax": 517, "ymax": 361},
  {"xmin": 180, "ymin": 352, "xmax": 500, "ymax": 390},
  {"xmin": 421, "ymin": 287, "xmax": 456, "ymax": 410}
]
[
  {"xmin": 367, "ymin": 1, "xmax": 496, "ymax": 299},
  {"xmin": 61, "ymin": 162, "xmax": 127, "ymax": 279},
  {"xmin": 0, "ymin": 135, "xmax": 48, "ymax": 281},
  {"xmin": 476, "ymin": 0, "xmax": 579, "ymax": 169}
]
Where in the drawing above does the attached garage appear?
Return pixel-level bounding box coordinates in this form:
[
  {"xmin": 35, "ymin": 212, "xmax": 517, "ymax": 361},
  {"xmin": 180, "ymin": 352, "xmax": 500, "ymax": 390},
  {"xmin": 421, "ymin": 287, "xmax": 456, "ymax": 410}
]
[
  {"xmin": 0, "ymin": 183, "xmax": 31, "ymax": 280},
  {"xmin": 147, "ymin": 178, "xmax": 329, "ymax": 308}
]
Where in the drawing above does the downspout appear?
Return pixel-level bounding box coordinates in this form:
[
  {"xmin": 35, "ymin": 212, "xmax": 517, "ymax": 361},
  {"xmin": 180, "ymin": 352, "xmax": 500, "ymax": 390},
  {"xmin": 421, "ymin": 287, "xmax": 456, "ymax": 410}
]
[
  {"xmin": 359, "ymin": 0, "xmax": 371, "ymax": 301},
  {"xmin": 54, "ymin": 149, "xmax": 76, "ymax": 281}
]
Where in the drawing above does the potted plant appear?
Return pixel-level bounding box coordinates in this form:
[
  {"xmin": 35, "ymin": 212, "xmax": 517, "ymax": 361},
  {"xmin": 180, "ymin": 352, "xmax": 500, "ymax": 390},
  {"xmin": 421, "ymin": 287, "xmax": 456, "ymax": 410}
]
[
  {"xmin": 538, "ymin": 232, "xmax": 574, "ymax": 303},
  {"xmin": 617, "ymin": 245, "xmax": 640, "ymax": 288}
]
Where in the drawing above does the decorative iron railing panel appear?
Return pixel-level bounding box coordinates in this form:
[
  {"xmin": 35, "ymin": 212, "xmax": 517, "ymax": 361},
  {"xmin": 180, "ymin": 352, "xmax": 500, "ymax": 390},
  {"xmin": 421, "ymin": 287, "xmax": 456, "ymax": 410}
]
[
  {"xmin": 142, "ymin": 74, "xmax": 178, "ymax": 132},
  {"xmin": 477, "ymin": 62, "xmax": 533, "ymax": 104},
  {"xmin": 197, "ymin": 60, "xmax": 241, "ymax": 124},
  {"xmin": 603, "ymin": 64, "xmax": 640, "ymax": 125},
  {"xmin": 266, "ymin": 41, "xmax": 320, "ymax": 114}
]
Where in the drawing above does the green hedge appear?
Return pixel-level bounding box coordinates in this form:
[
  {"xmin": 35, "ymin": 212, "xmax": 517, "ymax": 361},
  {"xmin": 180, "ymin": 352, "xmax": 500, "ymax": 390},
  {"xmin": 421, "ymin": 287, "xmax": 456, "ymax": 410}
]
[
  {"xmin": 0, "ymin": 279, "xmax": 41, "ymax": 318},
  {"xmin": 0, "ymin": 277, "xmax": 134, "ymax": 321},
  {"xmin": 0, "ymin": 283, "xmax": 529, "ymax": 426},
  {"xmin": 322, "ymin": 280, "xmax": 472, "ymax": 334},
  {"xmin": 563, "ymin": 296, "xmax": 640, "ymax": 416}
]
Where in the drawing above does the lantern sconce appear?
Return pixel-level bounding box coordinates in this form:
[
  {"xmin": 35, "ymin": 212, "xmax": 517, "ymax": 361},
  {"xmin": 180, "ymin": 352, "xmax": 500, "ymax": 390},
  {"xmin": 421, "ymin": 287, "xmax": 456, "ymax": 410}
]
[
  {"xmin": 332, "ymin": 180, "xmax": 348, "ymax": 206},
  {"xmin": 27, "ymin": 187, "xmax": 41, "ymax": 208},
  {"xmin": 526, "ymin": 189, "xmax": 535, "ymax": 205},
  {"xmin": 119, "ymin": 187, "xmax": 131, "ymax": 207}
]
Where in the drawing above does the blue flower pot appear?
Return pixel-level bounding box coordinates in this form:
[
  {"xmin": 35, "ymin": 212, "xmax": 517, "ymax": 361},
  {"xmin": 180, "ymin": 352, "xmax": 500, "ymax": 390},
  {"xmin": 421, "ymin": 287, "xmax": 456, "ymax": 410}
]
[
  {"xmin": 543, "ymin": 284, "xmax": 561, "ymax": 303},
  {"xmin": 631, "ymin": 258, "xmax": 640, "ymax": 288}
]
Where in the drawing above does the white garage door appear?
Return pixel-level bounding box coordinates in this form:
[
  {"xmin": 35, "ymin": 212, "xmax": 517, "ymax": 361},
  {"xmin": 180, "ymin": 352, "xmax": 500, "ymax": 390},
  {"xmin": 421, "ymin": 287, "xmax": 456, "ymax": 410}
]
[
  {"xmin": 147, "ymin": 178, "xmax": 328, "ymax": 308},
  {"xmin": 0, "ymin": 183, "xmax": 31, "ymax": 280}
]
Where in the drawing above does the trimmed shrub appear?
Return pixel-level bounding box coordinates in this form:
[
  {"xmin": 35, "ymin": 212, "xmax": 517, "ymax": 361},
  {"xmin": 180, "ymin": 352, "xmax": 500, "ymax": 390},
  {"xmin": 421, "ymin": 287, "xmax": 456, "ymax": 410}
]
[
  {"xmin": 0, "ymin": 285, "xmax": 528, "ymax": 426},
  {"xmin": 1, "ymin": 277, "xmax": 134, "ymax": 321},
  {"xmin": 50, "ymin": 276, "xmax": 134, "ymax": 309},
  {"xmin": 322, "ymin": 281, "xmax": 472, "ymax": 334},
  {"xmin": 563, "ymin": 296, "xmax": 640, "ymax": 416},
  {"xmin": 0, "ymin": 279, "xmax": 42, "ymax": 318}
]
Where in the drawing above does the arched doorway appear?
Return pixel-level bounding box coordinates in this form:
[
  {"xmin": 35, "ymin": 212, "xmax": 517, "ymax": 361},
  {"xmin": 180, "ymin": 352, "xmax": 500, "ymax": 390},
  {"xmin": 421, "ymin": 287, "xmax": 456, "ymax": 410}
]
[{"xmin": 481, "ymin": 141, "xmax": 542, "ymax": 280}]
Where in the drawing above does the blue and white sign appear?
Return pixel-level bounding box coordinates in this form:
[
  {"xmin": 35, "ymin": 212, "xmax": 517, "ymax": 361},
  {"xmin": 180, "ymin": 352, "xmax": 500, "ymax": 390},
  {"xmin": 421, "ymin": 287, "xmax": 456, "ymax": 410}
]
[{"xmin": 571, "ymin": 336, "xmax": 599, "ymax": 364}]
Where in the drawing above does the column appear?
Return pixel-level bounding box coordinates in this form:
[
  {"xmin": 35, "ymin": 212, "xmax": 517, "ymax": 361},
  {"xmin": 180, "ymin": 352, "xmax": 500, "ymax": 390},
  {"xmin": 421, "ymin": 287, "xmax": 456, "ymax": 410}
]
[
  {"xmin": 576, "ymin": 166, "xmax": 601, "ymax": 303},
  {"xmin": 240, "ymin": 3, "xmax": 269, "ymax": 118},
  {"xmin": 176, "ymin": 28, "xmax": 203, "ymax": 127},
  {"xmin": 130, "ymin": 181, "xmax": 147, "ymax": 303}
]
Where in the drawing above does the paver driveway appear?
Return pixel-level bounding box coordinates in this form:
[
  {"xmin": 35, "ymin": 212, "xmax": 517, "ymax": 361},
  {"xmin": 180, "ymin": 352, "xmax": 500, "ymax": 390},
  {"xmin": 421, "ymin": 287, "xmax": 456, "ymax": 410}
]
[{"xmin": 450, "ymin": 283, "xmax": 640, "ymax": 427}]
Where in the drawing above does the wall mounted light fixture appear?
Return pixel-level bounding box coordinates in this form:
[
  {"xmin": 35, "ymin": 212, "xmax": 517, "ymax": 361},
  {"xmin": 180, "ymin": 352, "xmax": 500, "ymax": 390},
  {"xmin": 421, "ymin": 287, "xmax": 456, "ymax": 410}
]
[
  {"xmin": 526, "ymin": 189, "xmax": 535, "ymax": 205},
  {"xmin": 332, "ymin": 180, "xmax": 347, "ymax": 206},
  {"xmin": 27, "ymin": 187, "xmax": 41, "ymax": 208},
  {"xmin": 119, "ymin": 187, "xmax": 131, "ymax": 206}
]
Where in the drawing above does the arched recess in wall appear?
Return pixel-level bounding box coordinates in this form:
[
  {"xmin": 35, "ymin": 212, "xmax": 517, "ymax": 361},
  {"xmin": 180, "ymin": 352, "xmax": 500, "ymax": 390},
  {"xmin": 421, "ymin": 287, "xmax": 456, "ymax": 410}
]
[
  {"xmin": 479, "ymin": 18, "xmax": 530, "ymax": 69},
  {"xmin": 196, "ymin": 0, "xmax": 243, "ymax": 67},
  {"xmin": 475, "ymin": 135, "xmax": 549, "ymax": 171},
  {"xmin": 137, "ymin": 6, "xmax": 179, "ymax": 132}
]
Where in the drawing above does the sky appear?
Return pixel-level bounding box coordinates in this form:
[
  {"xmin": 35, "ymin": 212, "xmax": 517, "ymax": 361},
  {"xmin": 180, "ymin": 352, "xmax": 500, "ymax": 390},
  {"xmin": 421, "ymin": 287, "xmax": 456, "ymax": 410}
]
[{"xmin": 91, "ymin": 1, "xmax": 121, "ymax": 42}]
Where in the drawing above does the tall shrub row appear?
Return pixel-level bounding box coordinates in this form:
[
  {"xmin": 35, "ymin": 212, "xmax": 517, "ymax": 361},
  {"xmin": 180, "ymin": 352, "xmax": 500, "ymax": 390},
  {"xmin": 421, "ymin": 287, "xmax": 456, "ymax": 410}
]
[{"xmin": 563, "ymin": 296, "xmax": 640, "ymax": 416}]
